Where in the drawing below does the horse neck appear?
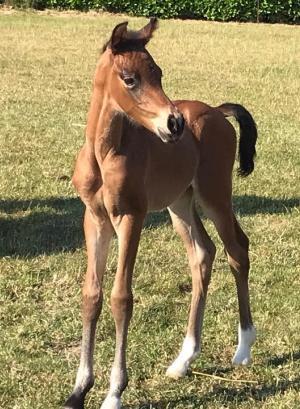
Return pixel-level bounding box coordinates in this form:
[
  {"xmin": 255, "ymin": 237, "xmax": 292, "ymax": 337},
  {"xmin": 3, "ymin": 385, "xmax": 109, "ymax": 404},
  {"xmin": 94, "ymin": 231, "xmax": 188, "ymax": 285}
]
[{"xmin": 85, "ymin": 83, "xmax": 123, "ymax": 164}]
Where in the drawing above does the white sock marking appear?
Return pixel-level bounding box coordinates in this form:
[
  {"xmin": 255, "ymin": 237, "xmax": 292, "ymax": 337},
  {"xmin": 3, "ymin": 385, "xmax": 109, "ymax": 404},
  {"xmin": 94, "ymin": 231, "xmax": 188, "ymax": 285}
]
[
  {"xmin": 100, "ymin": 395, "xmax": 121, "ymax": 409},
  {"xmin": 100, "ymin": 366, "xmax": 126, "ymax": 409},
  {"xmin": 74, "ymin": 364, "xmax": 93, "ymax": 392},
  {"xmin": 232, "ymin": 324, "xmax": 256, "ymax": 365},
  {"xmin": 166, "ymin": 336, "xmax": 199, "ymax": 379}
]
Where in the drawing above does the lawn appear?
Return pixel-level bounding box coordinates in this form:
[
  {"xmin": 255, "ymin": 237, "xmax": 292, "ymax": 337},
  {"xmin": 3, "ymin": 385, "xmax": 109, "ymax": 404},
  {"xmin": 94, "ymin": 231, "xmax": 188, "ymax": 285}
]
[{"xmin": 0, "ymin": 10, "xmax": 299, "ymax": 409}]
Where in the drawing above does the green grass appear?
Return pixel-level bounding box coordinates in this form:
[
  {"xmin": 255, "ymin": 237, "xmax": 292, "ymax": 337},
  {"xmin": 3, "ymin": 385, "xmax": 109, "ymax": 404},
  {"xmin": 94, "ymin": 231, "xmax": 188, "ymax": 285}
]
[{"xmin": 0, "ymin": 10, "xmax": 300, "ymax": 409}]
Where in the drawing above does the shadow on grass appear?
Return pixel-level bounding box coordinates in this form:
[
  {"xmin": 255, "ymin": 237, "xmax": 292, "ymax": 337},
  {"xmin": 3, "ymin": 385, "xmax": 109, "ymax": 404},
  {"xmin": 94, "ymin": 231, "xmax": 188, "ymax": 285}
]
[
  {"xmin": 144, "ymin": 194, "xmax": 299, "ymax": 228},
  {"xmin": 125, "ymin": 352, "xmax": 300, "ymax": 408},
  {"xmin": 232, "ymin": 195, "xmax": 299, "ymax": 216},
  {"xmin": 0, "ymin": 194, "xmax": 298, "ymax": 257},
  {"xmin": 0, "ymin": 197, "xmax": 84, "ymax": 258},
  {"xmin": 125, "ymin": 367, "xmax": 300, "ymax": 408},
  {"xmin": 266, "ymin": 351, "xmax": 300, "ymax": 367}
]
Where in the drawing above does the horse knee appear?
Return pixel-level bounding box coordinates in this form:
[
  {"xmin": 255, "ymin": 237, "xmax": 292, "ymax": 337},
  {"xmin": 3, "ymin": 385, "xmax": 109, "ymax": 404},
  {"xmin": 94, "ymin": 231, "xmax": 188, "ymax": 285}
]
[
  {"xmin": 227, "ymin": 246, "xmax": 249, "ymax": 275},
  {"xmin": 110, "ymin": 291, "xmax": 133, "ymax": 322},
  {"xmin": 193, "ymin": 243, "xmax": 215, "ymax": 289},
  {"xmin": 207, "ymin": 240, "xmax": 216, "ymax": 261},
  {"xmin": 201, "ymin": 266, "xmax": 212, "ymax": 289},
  {"xmin": 238, "ymin": 231, "xmax": 249, "ymax": 252},
  {"xmin": 242, "ymin": 233, "xmax": 249, "ymax": 251},
  {"xmin": 234, "ymin": 220, "xmax": 250, "ymax": 251},
  {"xmin": 82, "ymin": 280, "xmax": 103, "ymax": 321},
  {"xmin": 201, "ymin": 251, "xmax": 214, "ymax": 287}
]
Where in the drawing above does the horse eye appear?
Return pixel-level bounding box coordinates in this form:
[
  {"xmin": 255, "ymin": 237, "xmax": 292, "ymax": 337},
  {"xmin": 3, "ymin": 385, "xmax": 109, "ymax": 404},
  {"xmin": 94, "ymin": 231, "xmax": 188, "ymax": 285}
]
[{"xmin": 123, "ymin": 77, "xmax": 136, "ymax": 88}]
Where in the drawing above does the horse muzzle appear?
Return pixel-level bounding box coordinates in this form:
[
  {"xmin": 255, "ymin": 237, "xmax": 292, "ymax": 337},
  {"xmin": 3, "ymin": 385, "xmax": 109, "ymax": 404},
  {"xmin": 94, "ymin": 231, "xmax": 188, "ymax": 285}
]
[{"xmin": 158, "ymin": 113, "xmax": 185, "ymax": 144}]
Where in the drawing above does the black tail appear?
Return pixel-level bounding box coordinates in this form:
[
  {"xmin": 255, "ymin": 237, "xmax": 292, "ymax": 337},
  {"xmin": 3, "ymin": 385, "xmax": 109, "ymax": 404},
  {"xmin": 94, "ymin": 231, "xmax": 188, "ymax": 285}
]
[{"xmin": 217, "ymin": 103, "xmax": 257, "ymax": 177}]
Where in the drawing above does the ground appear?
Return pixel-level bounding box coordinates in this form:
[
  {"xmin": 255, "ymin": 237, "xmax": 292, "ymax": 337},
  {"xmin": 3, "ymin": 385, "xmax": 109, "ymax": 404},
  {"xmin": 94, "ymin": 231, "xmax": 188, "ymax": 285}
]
[{"xmin": 0, "ymin": 10, "xmax": 299, "ymax": 409}]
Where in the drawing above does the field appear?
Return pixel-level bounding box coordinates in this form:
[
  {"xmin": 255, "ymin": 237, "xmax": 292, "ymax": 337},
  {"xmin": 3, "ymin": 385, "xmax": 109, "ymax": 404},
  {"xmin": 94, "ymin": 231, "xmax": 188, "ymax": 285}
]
[{"xmin": 0, "ymin": 10, "xmax": 299, "ymax": 409}]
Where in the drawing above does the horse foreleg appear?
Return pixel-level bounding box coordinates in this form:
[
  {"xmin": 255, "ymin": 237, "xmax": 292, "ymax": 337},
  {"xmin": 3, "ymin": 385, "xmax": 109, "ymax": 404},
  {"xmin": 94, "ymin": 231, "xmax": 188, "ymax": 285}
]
[
  {"xmin": 100, "ymin": 213, "xmax": 144, "ymax": 409},
  {"xmin": 65, "ymin": 209, "xmax": 113, "ymax": 409}
]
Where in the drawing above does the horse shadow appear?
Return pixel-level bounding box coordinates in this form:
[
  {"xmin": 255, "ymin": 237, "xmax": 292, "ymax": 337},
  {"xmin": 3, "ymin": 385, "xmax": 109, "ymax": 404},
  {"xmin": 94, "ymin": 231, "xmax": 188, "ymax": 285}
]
[
  {"xmin": 144, "ymin": 194, "xmax": 299, "ymax": 228},
  {"xmin": 0, "ymin": 197, "xmax": 83, "ymax": 258},
  {"xmin": 0, "ymin": 194, "xmax": 298, "ymax": 257},
  {"xmin": 123, "ymin": 351, "xmax": 300, "ymax": 408}
]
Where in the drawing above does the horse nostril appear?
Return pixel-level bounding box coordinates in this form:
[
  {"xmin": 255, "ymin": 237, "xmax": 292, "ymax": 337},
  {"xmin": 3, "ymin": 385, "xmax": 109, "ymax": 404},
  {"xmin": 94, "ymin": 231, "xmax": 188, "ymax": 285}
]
[
  {"xmin": 167, "ymin": 114, "xmax": 178, "ymax": 135},
  {"xmin": 167, "ymin": 113, "xmax": 185, "ymax": 136},
  {"xmin": 177, "ymin": 114, "xmax": 185, "ymax": 136},
  {"xmin": 167, "ymin": 114, "xmax": 185, "ymax": 138}
]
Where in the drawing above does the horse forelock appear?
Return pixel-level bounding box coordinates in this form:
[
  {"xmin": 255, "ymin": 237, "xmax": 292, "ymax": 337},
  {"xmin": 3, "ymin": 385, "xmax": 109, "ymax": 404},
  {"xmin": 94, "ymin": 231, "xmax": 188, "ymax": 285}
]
[{"xmin": 102, "ymin": 30, "xmax": 149, "ymax": 54}]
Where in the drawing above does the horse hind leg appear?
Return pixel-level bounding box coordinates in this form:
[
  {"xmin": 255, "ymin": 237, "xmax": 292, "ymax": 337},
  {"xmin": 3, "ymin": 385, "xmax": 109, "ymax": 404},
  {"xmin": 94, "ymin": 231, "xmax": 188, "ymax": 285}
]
[
  {"xmin": 166, "ymin": 188, "xmax": 216, "ymax": 379},
  {"xmin": 229, "ymin": 216, "xmax": 256, "ymax": 365},
  {"xmin": 205, "ymin": 204, "xmax": 256, "ymax": 366}
]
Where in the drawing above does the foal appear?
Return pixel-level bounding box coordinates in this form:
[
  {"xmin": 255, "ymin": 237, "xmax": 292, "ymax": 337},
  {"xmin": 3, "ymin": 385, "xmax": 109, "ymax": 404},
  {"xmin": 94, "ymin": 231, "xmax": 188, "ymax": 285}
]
[{"xmin": 65, "ymin": 19, "xmax": 257, "ymax": 409}]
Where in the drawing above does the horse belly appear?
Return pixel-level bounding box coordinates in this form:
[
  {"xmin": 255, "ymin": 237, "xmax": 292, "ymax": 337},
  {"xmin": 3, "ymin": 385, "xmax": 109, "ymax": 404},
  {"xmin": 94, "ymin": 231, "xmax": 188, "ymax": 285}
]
[{"xmin": 145, "ymin": 134, "xmax": 198, "ymax": 211}]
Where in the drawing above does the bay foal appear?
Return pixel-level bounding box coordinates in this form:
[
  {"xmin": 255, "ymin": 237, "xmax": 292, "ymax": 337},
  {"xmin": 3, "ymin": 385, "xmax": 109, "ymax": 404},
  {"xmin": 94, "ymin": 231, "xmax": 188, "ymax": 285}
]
[{"xmin": 65, "ymin": 19, "xmax": 257, "ymax": 409}]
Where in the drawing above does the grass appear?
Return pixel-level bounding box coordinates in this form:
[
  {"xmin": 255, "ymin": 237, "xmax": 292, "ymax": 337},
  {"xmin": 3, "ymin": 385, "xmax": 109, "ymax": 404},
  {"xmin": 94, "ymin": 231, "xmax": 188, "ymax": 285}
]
[{"xmin": 0, "ymin": 9, "xmax": 300, "ymax": 409}]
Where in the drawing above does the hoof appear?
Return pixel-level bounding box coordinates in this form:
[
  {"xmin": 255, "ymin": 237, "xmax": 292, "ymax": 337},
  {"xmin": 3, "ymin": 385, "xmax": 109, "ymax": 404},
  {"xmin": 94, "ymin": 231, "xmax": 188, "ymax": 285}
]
[
  {"xmin": 100, "ymin": 395, "xmax": 121, "ymax": 409},
  {"xmin": 64, "ymin": 393, "xmax": 84, "ymax": 409},
  {"xmin": 166, "ymin": 359, "xmax": 188, "ymax": 379},
  {"xmin": 232, "ymin": 351, "xmax": 252, "ymax": 366},
  {"xmin": 166, "ymin": 339, "xmax": 199, "ymax": 380}
]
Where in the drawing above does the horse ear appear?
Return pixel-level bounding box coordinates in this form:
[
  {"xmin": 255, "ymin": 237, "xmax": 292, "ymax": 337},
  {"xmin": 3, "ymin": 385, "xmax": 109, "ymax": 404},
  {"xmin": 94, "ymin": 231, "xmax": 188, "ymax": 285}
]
[
  {"xmin": 139, "ymin": 17, "xmax": 158, "ymax": 44},
  {"xmin": 110, "ymin": 21, "xmax": 128, "ymax": 53}
]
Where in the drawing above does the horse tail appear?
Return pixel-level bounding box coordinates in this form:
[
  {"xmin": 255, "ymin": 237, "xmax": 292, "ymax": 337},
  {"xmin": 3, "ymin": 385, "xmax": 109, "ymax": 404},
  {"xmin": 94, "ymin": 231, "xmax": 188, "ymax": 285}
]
[{"xmin": 217, "ymin": 103, "xmax": 258, "ymax": 177}]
